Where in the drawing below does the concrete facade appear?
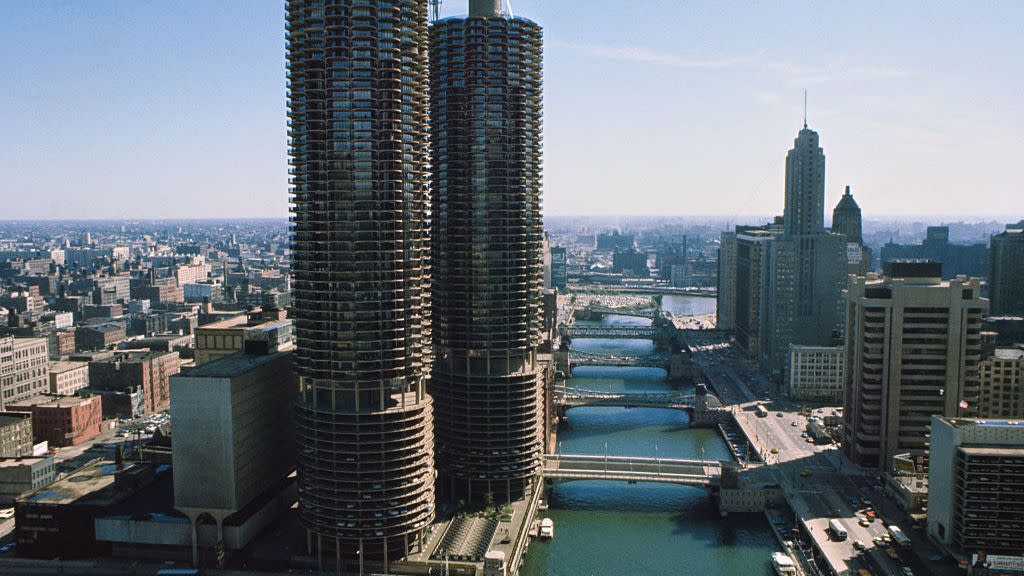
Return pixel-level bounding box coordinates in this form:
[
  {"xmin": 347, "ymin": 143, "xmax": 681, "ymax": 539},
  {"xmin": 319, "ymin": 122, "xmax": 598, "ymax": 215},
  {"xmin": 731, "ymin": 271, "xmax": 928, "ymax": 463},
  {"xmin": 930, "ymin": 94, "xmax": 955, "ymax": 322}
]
[
  {"xmin": 843, "ymin": 263, "xmax": 988, "ymax": 469},
  {"xmin": 788, "ymin": 345, "xmax": 845, "ymax": 403},
  {"xmin": 47, "ymin": 360, "xmax": 90, "ymax": 395},
  {"xmin": 0, "ymin": 455, "xmax": 55, "ymax": 503},
  {"xmin": 928, "ymin": 417, "xmax": 1024, "ymax": 558},
  {"xmin": 978, "ymin": 346, "xmax": 1024, "ymax": 419},
  {"xmin": 0, "ymin": 336, "xmax": 50, "ymax": 411},
  {"xmin": 990, "ymin": 223, "xmax": 1024, "ymax": 316},
  {"xmin": 0, "ymin": 411, "xmax": 33, "ymax": 457},
  {"xmin": 716, "ymin": 232, "xmax": 737, "ymax": 332}
]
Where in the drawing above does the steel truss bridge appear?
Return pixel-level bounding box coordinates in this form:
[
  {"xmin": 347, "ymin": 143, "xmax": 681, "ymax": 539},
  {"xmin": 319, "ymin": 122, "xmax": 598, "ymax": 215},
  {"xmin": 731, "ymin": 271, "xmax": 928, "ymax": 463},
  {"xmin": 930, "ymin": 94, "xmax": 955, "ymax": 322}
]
[
  {"xmin": 568, "ymin": 349, "xmax": 668, "ymax": 368},
  {"xmin": 578, "ymin": 304, "xmax": 660, "ymax": 320},
  {"xmin": 553, "ymin": 386, "xmax": 723, "ymax": 410},
  {"xmin": 565, "ymin": 325, "xmax": 658, "ymax": 339},
  {"xmin": 542, "ymin": 453, "xmax": 723, "ymax": 487}
]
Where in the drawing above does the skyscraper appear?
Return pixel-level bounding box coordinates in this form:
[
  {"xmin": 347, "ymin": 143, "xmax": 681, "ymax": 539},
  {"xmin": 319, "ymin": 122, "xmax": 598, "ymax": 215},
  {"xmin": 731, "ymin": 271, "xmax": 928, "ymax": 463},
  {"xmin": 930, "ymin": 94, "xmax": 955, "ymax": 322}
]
[
  {"xmin": 832, "ymin": 185, "xmax": 870, "ymax": 276},
  {"xmin": 429, "ymin": 0, "xmax": 544, "ymax": 502},
  {"xmin": 831, "ymin": 185, "xmax": 862, "ymax": 243},
  {"xmin": 760, "ymin": 124, "xmax": 846, "ymax": 378},
  {"xmin": 843, "ymin": 262, "xmax": 987, "ymax": 469},
  {"xmin": 990, "ymin": 222, "xmax": 1024, "ymax": 316},
  {"xmin": 783, "ymin": 126, "xmax": 826, "ymax": 236},
  {"xmin": 287, "ymin": 0, "xmax": 435, "ymax": 565}
]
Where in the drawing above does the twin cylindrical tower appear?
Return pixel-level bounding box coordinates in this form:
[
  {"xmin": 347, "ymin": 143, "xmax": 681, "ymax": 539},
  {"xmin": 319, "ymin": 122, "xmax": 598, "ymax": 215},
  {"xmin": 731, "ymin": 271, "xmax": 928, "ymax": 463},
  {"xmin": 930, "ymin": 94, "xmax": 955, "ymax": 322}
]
[{"xmin": 287, "ymin": 0, "xmax": 543, "ymax": 567}]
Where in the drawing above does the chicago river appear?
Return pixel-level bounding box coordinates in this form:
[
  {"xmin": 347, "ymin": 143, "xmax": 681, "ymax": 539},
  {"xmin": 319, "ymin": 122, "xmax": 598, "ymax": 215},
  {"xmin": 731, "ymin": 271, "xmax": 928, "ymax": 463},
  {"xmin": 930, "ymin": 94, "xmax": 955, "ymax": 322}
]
[{"xmin": 522, "ymin": 296, "xmax": 780, "ymax": 575}]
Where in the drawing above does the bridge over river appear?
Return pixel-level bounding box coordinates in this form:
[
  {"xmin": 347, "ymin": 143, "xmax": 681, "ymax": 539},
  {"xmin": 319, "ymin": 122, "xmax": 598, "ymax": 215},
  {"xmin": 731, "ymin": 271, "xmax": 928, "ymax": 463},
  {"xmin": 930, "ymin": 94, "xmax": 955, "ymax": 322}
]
[{"xmin": 543, "ymin": 454, "xmax": 723, "ymax": 487}]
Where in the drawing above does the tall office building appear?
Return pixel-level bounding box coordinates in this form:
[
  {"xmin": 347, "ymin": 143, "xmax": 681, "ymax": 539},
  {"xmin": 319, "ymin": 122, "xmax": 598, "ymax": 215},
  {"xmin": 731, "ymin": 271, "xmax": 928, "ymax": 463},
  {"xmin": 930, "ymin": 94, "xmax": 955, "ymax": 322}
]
[
  {"xmin": 832, "ymin": 185, "xmax": 870, "ymax": 276},
  {"xmin": 977, "ymin": 345, "xmax": 1024, "ymax": 419},
  {"xmin": 716, "ymin": 232, "xmax": 737, "ymax": 332},
  {"xmin": 760, "ymin": 125, "xmax": 847, "ymax": 378},
  {"xmin": 831, "ymin": 185, "xmax": 863, "ymax": 244},
  {"xmin": 287, "ymin": 0, "xmax": 435, "ymax": 564},
  {"xmin": 990, "ymin": 222, "xmax": 1024, "ymax": 316},
  {"xmin": 843, "ymin": 262, "xmax": 987, "ymax": 469},
  {"xmin": 429, "ymin": 0, "xmax": 544, "ymax": 502},
  {"xmin": 783, "ymin": 125, "xmax": 826, "ymax": 236}
]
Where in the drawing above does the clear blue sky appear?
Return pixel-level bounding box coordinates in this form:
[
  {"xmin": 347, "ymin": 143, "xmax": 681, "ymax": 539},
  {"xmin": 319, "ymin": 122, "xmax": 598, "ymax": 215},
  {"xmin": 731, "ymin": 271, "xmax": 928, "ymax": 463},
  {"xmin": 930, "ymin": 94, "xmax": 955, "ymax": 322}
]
[{"xmin": 2, "ymin": 1, "xmax": 1021, "ymax": 220}]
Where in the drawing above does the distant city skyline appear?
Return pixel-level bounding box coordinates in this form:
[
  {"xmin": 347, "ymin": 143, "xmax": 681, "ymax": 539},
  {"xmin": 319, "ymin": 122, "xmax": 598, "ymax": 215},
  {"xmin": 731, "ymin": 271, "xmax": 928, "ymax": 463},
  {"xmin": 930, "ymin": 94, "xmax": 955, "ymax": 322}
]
[{"xmin": 3, "ymin": 0, "xmax": 1022, "ymax": 220}]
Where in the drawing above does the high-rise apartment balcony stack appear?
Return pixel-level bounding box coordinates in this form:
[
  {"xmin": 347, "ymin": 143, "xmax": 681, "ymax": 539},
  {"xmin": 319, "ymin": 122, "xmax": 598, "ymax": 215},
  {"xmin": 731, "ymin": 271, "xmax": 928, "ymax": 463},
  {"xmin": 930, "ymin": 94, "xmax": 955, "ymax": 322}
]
[
  {"xmin": 429, "ymin": 0, "xmax": 545, "ymax": 503},
  {"xmin": 287, "ymin": 0, "xmax": 435, "ymax": 566}
]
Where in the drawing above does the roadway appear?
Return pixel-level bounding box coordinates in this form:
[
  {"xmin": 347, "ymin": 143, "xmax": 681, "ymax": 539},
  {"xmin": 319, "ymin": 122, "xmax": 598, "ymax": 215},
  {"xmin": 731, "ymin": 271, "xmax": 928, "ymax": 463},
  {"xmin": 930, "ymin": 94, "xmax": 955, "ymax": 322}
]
[
  {"xmin": 543, "ymin": 454, "xmax": 720, "ymax": 486},
  {"xmin": 689, "ymin": 335, "xmax": 914, "ymax": 576}
]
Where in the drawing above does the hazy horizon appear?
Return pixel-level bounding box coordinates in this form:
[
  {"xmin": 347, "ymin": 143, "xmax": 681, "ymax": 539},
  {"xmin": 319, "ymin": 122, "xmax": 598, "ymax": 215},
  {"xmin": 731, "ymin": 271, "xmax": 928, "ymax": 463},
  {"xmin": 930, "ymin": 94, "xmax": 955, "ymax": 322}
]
[{"xmin": 2, "ymin": 0, "xmax": 1022, "ymax": 220}]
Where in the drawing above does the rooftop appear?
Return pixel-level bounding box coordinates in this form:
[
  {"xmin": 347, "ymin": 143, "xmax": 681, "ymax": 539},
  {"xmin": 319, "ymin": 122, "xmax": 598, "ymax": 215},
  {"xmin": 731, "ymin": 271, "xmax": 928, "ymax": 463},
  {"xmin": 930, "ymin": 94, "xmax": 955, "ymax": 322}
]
[
  {"xmin": 180, "ymin": 349, "xmax": 291, "ymax": 379},
  {"xmin": 18, "ymin": 460, "xmax": 157, "ymax": 507},
  {"xmin": 0, "ymin": 411, "xmax": 32, "ymax": 427},
  {"xmin": 48, "ymin": 360, "xmax": 89, "ymax": 374},
  {"xmin": 0, "ymin": 456, "xmax": 51, "ymax": 469},
  {"xmin": 8, "ymin": 393, "xmax": 99, "ymax": 409},
  {"xmin": 994, "ymin": 347, "xmax": 1024, "ymax": 360}
]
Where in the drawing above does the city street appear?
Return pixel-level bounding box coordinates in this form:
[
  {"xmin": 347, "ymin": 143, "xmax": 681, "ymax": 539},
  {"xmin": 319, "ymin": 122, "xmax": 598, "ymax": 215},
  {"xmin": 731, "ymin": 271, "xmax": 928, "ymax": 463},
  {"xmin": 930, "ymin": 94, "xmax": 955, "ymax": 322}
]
[{"xmin": 689, "ymin": 338, "xmax": 933, "ymax": 576}]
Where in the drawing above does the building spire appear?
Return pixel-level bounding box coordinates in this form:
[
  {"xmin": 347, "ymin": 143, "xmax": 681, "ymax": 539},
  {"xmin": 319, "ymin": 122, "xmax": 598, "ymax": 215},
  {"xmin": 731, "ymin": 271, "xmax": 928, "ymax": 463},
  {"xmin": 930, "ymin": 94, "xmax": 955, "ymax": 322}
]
[{"xmin": 803, "ymin": 90, "xmax": 808, "ymax": 129}]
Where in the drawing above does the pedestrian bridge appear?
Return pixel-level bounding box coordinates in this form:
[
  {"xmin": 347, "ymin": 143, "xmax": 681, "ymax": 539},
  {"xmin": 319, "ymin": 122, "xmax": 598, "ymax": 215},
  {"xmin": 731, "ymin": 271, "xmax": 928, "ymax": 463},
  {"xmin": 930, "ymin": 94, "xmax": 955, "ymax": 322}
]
[{"xmin": 542, "ymin": 454, "xmax": 723, "ymax": 487}]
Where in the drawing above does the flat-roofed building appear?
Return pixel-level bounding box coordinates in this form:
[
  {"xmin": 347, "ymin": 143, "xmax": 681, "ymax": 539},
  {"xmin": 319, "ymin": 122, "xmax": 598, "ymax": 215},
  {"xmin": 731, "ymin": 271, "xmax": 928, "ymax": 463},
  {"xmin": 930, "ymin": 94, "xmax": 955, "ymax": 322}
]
[
  {"xmin": 978, "ymin": 345, "xmax": 1024, "ymax": 420},
  {"xmin": 9, "ymin": 394, "xmax": 103, "ymax": 447},
  {"xmin": 928, "ymin": 416, "xmax": 1024, "ymax": 559},
  {"xmin": 87, "ymin": 351, "xmax": 180, "ymax": 416},
  {"xmin": 170, "ymin": 348, "xmax": 295, "ymax": 564},
  {"xmin": 788, "ymin": 345, "xmax": 845, "ymax": 403},
  {"xmin": 0, "ymin": 336, "xmax": 50, "ymax": 410},
  {"xmin": 0, "ymin": 455, "xmax": 55, "ymax": 503},
  {"xmin": 0, "ymin": 411, "xmax": 33, "ymax": 457},
  {"xmin": 75, "ymin": 323, "xmax": 126, "ymax": 352},
  {"xmin": 47, "ymin": 360, "xmax": 90, "ymax": 395},
  {"xmin": 15, "ymin": 460, "xmax": 155, "ymax": 558},
  {"xmin": 193, "ymin": 311, "xmax": 291, "ymax": 366},
  {"xmin": 843, "ymin": 262, "xmax": 988, "ymax": 469}
]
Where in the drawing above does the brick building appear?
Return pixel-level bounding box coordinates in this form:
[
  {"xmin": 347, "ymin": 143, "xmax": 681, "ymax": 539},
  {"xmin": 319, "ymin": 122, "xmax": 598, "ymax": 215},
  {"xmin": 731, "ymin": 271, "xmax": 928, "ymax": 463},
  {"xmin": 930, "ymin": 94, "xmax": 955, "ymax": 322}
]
[
  {"xmin": 9, "ymin": 394, "xmax": 104, "ymax": 447},
  {"xmin": 75, "ymin": 323, "xmax": 126, "ymax": 352},
  {"xmin": 88, "ymin": 351, "xmax": 180, "ymax": 415}
]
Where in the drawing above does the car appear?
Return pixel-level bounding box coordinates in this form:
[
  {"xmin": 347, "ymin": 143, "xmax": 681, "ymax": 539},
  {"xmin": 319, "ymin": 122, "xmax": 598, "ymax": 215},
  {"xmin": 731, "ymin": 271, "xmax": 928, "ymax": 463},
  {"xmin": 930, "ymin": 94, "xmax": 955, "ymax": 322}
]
[
  {"xmin": 777, "ymin": 412, "xmax": 784, "ymax": 417},
  {"xmin": 859, "ymin": 518, "xmax": 871, "ymax": 527},
  {"xmin": 0, "ymin": 508, "xmax": 14, "ymax": 519},
  {"xmin": 873, "ymin": 536, "xmax": 885, "ymax": 546},
  {"xmin": 790, "ymin": 421, "xmax": 799, "ymax": 427},
  {"xmin": 800, "ymin": 468, "xmax": 811, "ymax": 477},
  {"xmin": 852, "ymin": 540, "xmax": 866, "ymax": 551},
  {"xmin": 901, "ymin": 569, "xmax": 914, "ymax": 576},
  {"xmin": 861, "ymin": 498, "xmax": 872, "ymax": 506},
  {"xmin": 770, "ymin": 448, "xmax": 779, "ymax": 454},
  {"xmin": 885, "ymin": 547, "xmax": 898, "ymax": 560},
  {"xmin": 0, "ymin": 543, "xmax": 14, "ymax": 553}
]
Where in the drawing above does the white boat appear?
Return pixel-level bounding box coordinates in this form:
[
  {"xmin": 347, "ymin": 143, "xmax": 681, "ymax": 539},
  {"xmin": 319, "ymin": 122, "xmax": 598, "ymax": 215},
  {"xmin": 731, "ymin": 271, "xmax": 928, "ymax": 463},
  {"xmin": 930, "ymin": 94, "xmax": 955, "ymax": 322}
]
[
  {"xmin": 771, "ymin": 552, "xmax": 797, "ymax": 575},
  {"xmin": 538, "ymin": 518, "xmax": 554, "ymax": 539}
]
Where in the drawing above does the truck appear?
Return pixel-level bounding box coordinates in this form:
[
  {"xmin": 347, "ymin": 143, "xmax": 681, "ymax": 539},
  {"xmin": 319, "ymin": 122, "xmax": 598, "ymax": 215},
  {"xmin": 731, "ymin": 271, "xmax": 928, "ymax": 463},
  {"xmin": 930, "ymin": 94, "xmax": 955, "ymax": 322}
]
[
  {"xmin": 829, "ymin": 518, "xmax": 848, "ymax": 541},
  {"xmin": 888, "ymin": 524, "xmax": 911, "ymax": 547}
]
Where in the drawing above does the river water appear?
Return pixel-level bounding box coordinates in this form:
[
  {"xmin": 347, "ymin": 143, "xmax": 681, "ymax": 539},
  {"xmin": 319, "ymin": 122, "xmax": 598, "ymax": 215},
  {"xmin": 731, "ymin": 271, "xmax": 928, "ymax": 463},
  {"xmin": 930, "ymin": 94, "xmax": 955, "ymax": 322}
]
[{"xmin": 521, "ymin": 296, "xmax": 778, "ymax": 576}]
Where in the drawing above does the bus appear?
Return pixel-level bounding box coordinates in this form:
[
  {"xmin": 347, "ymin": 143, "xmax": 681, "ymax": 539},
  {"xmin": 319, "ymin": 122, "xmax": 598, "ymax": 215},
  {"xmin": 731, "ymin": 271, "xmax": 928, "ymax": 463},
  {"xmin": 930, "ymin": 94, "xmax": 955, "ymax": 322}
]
[
  {"xmin": 828, "ymin": 519, "xmax": 848, "ymax": 541},
  {"xmin": 755, "ymin": 404, "xmax": 769, "ymax": 418}
]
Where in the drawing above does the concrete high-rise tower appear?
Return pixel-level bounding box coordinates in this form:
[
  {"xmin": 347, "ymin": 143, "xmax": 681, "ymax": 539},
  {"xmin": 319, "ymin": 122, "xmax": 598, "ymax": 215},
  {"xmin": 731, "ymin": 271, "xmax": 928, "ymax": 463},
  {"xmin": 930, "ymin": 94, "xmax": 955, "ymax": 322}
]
[
  {"xmin": 287, "ymin": 0, "xmax": 435, "ymax": 566},
  {"xmin": 429, "ymin": 0, "xmax": 545, "ymax": 502},
  {"xmin": 842, "ymin": 262, "xmax": 987, "ymax": 470},
  {"xmin": 990, "ymin": 222, "xmax": 1024, "ymax": 316},
  {"xmin": 783, "ymin": 127, "xmax": 826, "ymax": 236}
]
